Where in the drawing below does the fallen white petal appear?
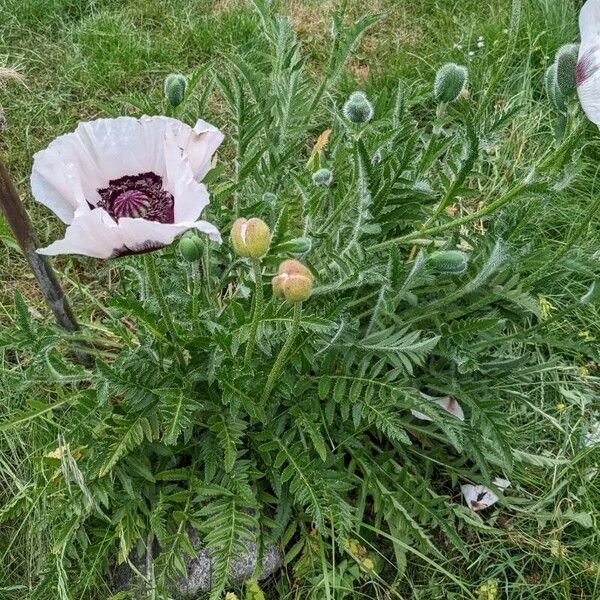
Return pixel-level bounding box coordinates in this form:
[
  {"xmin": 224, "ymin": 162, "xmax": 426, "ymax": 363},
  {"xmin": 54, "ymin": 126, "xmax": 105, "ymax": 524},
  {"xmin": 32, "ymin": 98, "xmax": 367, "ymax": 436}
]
[
  {"xmin": 460, "ymin": 484, "xmax": 499, "ymax": 511},
  {"xmin": 411, "ymin": 393, "xmax": 465, "ymax": 421}
]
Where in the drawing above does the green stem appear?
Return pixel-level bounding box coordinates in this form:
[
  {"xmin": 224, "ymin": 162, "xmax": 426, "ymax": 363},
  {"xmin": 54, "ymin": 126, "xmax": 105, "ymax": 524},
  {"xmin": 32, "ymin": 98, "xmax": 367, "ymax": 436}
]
[
  {"xmin": 244, "ymin": 259, "xmax": 264, "ymax": 366},
  {"xmin": 261, "ymin": 302, "xmax": 302, "ymax": 404},
  {"xmin": 143, "ymin": 254, "xmax": 186, "ymax": 368}
]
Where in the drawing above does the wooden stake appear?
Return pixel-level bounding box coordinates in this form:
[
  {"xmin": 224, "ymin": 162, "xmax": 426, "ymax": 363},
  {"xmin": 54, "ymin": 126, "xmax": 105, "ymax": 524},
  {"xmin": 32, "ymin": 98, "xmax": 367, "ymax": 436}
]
[{"xmin": 0, "ymin": 155, "xmax": 81, "ymax": 333}]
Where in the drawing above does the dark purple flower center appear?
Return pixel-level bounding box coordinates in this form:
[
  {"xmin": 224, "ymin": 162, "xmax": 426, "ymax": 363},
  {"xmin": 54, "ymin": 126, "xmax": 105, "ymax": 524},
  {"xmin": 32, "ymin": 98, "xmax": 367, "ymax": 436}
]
[{"xmin": 96, "ymin": 172, "xmax": 174, "ymax": 224}]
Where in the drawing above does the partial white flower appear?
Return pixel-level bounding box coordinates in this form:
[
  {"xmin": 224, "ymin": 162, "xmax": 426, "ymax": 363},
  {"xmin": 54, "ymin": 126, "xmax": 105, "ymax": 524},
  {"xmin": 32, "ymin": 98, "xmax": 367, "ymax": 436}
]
[
  {"xmin": 583, "ymin": 417, "xmax": 600, "ymax": 447},
  {"xmin": 461, "ymin": 477, "xmax": 510, "ymax": 511},
  {"xmin": 31, "ymin": 116, "xmax": 224, "ymax": 258},
  {"xmin": 577, "ymin": 0, "xmax": 600, "ymax": 125},
  {"xmin": 411, "ymin": 392, "xmax": 465, "ymax": 422}
]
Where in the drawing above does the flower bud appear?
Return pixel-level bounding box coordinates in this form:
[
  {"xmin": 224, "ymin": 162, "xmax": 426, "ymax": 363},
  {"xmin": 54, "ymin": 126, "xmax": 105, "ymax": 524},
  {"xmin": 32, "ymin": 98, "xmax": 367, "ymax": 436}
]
[
  {"xmin": 429, "ymin": 250, "xmax": 469, "ymax": 274},
  {"xmin": 342, "ymin": 91, "xmax": 374, "ymax": 123},
  {"xmin": 434, "ymin": 63, "xmax": 468, "ymax": 103},
  {"xmin": 262, "ymin": 191, "xmax": 278, "ymax": 207},
  {"xmin": 272, "ymin": 259, "xmax": 313, "ymax": 302},
  {"xmin": 178, "ymin": 235, "xmax": 203, "ymax": 262},
  {"xmin": 312, "ymin": 168, "xmax": 333, "ymax": 186},
  {"xmin": 555, "ymin": 43, "xmax": 579, "ymax": 97},
  {"xmin": 164, "ymin": 73, "xmax": 187, "ymax": 108},
  {"xmin": 276, "ymin": 237, "xmax": 312, "ymax": 255},
  {"xmin": 230, "ymin": 217, "xmax": 271, "ymax": 258}
]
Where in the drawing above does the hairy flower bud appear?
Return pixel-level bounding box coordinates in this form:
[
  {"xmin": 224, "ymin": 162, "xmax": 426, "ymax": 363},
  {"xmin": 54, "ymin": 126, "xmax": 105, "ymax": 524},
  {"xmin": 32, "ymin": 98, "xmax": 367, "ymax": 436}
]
[
  {"xmin": 277, "ymin": 237, "xmax": 312, "ymax": 255},
  {"xmin": 178, "ymin": 235, "xmax": 203, "ymax": 262},
  {"xmin": 434, "ymin": 63, "xmax": 468, "ymax": 103},
  {"xmin": 555, "ymin": 43, "xmax": 579, "ymax": 97},
  {"xmin": 545, "ymin": 63, "xmax": 566, "ymax": 113},
  {"xmin": 272, "ymin": 259, "xmax": 313, "ymax": 302},
  {"xmin": 342, "ymin": 91, "xmax": 374, "ymax": 123},
  {"xmin": 230, "ymin": 217, "xmax": 271, "ymax": 258},
  {"xmin": 164, "ymin": 73, "xmax": 187, "ymax": 108},
  {"xmin": 312, "ymin": 168, "xmax": 333, "ymax": 186},
  {"xmin": 262, "ymin": 191, "xmax": 278, "ymax": 207},
  {"xmin": 429, "ymin": 250, "xmax": 469, "ymax": 274}
]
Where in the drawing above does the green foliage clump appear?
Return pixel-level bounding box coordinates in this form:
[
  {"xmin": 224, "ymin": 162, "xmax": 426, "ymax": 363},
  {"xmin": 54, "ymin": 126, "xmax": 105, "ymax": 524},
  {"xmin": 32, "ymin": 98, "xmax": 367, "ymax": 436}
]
[{"xmin": 1, "ymin": 1, "xmax": 600, "ymax": 600}]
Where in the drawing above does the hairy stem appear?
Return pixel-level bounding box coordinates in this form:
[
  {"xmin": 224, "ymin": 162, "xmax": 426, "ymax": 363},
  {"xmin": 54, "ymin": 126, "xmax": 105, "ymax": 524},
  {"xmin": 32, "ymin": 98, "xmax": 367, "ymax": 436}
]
[
  {"xmin": 244, "ymin": 259, "xmax": 264, "ymax": 366},
  {"xmin": 143, "ymin": 253, "xmax": 186, "ymax": 368},
  {"xmin": 261, "ymin": 302, "xmax": 302, "ymax": 404}
]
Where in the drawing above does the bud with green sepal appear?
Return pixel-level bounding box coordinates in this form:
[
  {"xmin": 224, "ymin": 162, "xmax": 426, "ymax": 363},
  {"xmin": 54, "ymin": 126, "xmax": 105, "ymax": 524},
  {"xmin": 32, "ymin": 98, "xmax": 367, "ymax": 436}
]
[
  {"xmin": 342, "ymin": 91, "xmax": 374, "ymax": 124},
  {"xmin": 164, "ymin": 73, "xmax": 187, "ymax": 109},
  {"xmin": 262, "ymin": 191, "xmax": 278, "ymax": 207},
  {"xmin": 429, "ymin": 250, "xmax": 469, "ymax": 274},
  {"xmin": 275, "ymin": 237, "xmax": 312, "ymax": 255},
  {"xmin": 230, "ymin": 217, "xmax": 271, "ymax": 259},
  {"xmin": 312, "ymin": 168, "xmax": 333, "ymax": 187},
  {"xmin": 178, "ymin": 235, "xmax": 203, "ymax": 262},
  {"xmin": 555, "ymin": 43, "xmax": 579, "ymax": 98},
  {"xmin": 545, "ymin": 64, "xmax": 566, "ymax": 113},
  {"xmin": 434, "ymin": 63, "xmax": 468, "ymax": 103},
  {"xmin": 272, "ymin": 259, "xmax": 313, "ymax": 303}
]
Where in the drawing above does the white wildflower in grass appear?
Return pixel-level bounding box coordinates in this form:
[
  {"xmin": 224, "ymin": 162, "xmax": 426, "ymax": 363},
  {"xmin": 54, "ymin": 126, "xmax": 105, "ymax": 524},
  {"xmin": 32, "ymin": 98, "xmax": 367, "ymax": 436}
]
[
  {"xmin": 583, "ymin": 417, "xmax": 600, "ymax": 448},
  {"xmin": 477, "ymin": 40, "xmax": 485, "ymax": 49},
  {"xmin": 411, "ymin": 392, "xmax": 465, "ymax": 421},
  {"xmin": 453, "ymin": 42, "xmax": 463, "ymax": 50},
  {"xmin": 461, "ymin": 477, "xmax": 510, "ymax": 511},
  {"xmin": 31, "ymin": 116, "xmax": 223, "ymax": 258},
  {"xmin": 577, "ymin": 0, "xmax": 600, "ymax": 125}
]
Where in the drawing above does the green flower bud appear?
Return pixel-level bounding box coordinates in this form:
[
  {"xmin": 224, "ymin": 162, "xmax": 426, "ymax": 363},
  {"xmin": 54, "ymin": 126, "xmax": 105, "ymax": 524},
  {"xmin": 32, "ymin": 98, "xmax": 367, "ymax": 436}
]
[
  {"xmin": 276, "ymin": 237, "xmax": 312, "ymax": 255},
  {"xmin": 429, "ymin": 250, "xmax": 469, "ymax": 274},
  {"xmin": 545, "ymin": 63, "xmax": 566, "ymax": 113},
  {"xmin": 178, "ymin": 236, "xmax": 203, "ymax": 262},
  {"xmin": 434, "ymin": 63, "xmax": 468, "ymax": 103},
  {"xmin": 342, "ymin": 91, "xmax": 374, "ymax": 123},
  {"xmin": 272, "ymin": 259, "xmax": 313, "ymax": 302},
  {"xmin": 262, "ymin": 192, "xmax": 278, "ymax": 206},
  {"xmin": 164, "ymin": 73, "xmax": 187, "ymax": 108},
  {"xmin": 555, "ymin": 43, "xmax": 579, "ymax": 97},
  {"xmin": 230, "ymin": 217, "xmax": 271, "ymax": 258},
  {"xmin": 312, "ymin": 168, "xmax": 333, "ymax": 186}
]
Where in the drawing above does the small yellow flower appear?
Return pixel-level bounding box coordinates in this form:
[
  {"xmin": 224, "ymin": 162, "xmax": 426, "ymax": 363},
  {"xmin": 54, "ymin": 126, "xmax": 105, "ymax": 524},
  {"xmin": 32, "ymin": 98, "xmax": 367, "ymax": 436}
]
[
  {"xmin": 538, "ymin": 296, "xmax": 554, "ymax": 320},
  {"xmin": 477, "ymin": 579, "xmax": 499, "ymax": 600},
  {"xmin": 579, "ymin": 366, "xmax": 590, "ymax": 378},
  {"xmin": 361, "ymin": 557, "xmax": 375, "ymax": 571},
  {"xmin": 556, "ymin": 402, "xmax": 566, "ymax": 412}
]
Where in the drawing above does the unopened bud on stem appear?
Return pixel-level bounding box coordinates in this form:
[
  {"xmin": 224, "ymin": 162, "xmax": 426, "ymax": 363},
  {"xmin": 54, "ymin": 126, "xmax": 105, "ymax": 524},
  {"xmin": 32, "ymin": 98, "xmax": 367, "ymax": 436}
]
[
  {"xmin": 343, "ymin": 91, "xmax": 374, "ymax": 123},
  {"xmin": 312, "ymin": 168, "xmax": 333, "ymax": 186},
  {"xmin": 434, "ymin": 63, "xmax": 468, "ymax": 103},
  {"xmin": 231, "ymin": 217, "xmax": 271, "ymax": 258},
  {"xmin": 164, "ymin": 73, "xmax": 187, "ymax": 108},
  {"xmin": 178, "ymin": 235, "xmax": 203, "ymax": 262},
  {"xmin": 429, "ymin": 250, "xmax": 469, "ymax": 274},
  {"xmin": 272, "ymin": 259, "xmax": 313, "ymax": 302}
]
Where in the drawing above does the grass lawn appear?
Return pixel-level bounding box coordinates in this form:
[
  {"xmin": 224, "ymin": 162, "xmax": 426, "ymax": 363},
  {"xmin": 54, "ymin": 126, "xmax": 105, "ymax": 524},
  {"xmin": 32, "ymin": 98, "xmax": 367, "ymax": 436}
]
[{"xmin": 2, "ymin": 0, "xmax": 600, "ymax": 599}]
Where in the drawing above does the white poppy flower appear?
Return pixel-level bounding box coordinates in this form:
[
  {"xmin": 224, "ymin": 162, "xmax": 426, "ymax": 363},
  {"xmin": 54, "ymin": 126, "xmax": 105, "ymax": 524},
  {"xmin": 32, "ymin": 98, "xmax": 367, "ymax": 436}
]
[
  {"xmin": 577, "ymin": 0, "xmax": 600, "ymax": 125},
  {"xmin": 31, "ymin": 116, "xmax": 224, "ymax": 258},
  {"xmin": 461, "ymin": 477, "xmax": 510, "ymax": 511},
  {"xmin": 411, "ymin": 392, "xmax": 465, "ymax": 422}
]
